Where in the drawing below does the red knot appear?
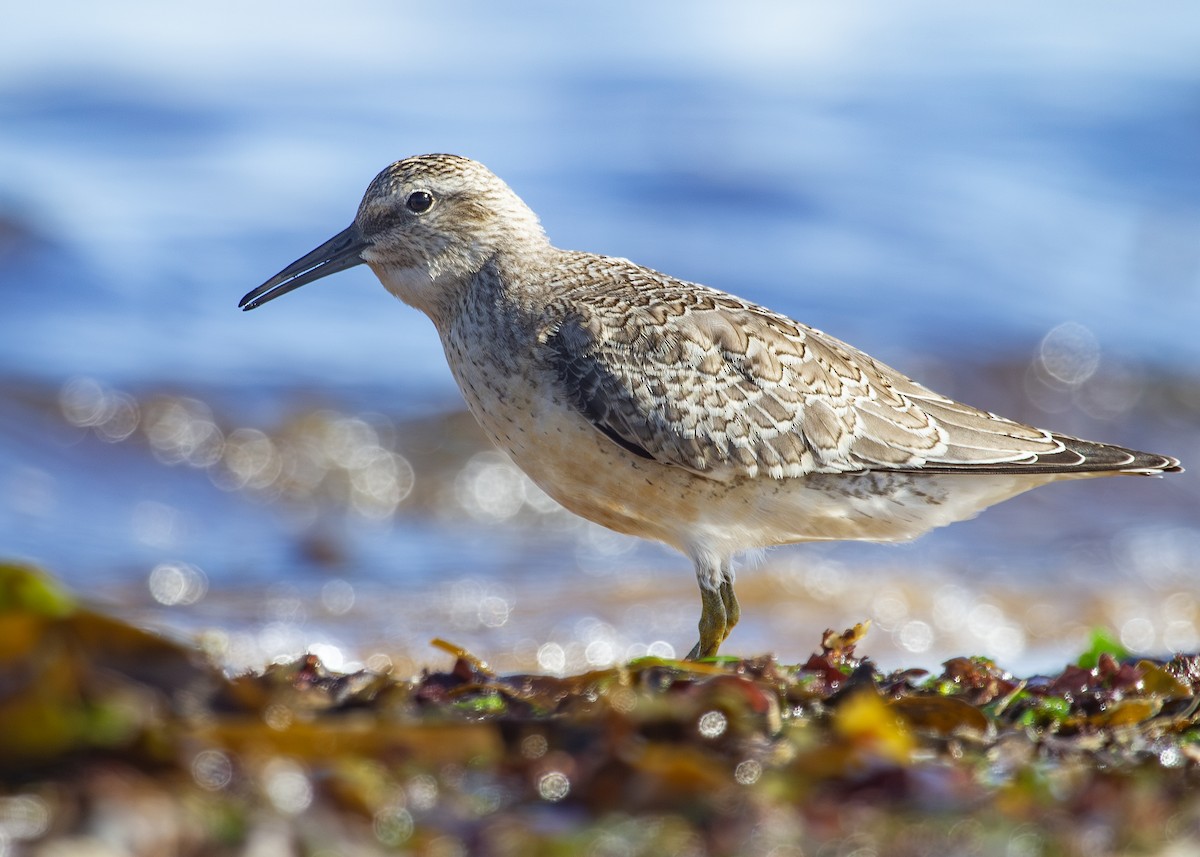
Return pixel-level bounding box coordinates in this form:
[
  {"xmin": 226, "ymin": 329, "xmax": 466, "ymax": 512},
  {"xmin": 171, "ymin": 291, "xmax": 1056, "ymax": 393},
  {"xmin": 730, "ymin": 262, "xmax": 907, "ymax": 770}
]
[{"xmin": 240, "ymin": 154, "xmax": 1182, "ymax": 660}]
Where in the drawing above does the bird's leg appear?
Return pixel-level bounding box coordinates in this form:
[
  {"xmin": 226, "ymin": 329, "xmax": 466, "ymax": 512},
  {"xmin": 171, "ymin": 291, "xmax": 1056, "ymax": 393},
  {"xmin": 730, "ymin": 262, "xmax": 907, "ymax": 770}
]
[
  {"xmin": 686, "ymin": 585, "xmax": 727, "ymax": 660},
  {"xmin": 719, "ymin": 558, "xmax": 739, "ymax": 644},
  {"xmin": 686, "ymin": 554, "xmax": 729, "ymax": 660}
]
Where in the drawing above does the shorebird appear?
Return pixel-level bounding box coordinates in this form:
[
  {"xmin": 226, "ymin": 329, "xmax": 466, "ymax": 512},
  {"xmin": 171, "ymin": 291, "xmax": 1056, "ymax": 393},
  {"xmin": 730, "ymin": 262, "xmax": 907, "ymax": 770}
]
[{"xmin": 240, "ymin": 154, "xmax": 1182, "ymax": 659}]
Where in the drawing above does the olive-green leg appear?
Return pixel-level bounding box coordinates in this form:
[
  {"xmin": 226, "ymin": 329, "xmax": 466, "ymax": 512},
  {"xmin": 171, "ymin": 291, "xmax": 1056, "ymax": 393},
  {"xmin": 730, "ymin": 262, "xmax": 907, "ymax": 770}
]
[
  {"xmin": 686, "ymin": 584, "xmax": 727, "ymax": 660},
  {"xmin": 686, "ymin": 558, "xmax": 739, "ymax": 660},
  {"xmin": 719, "ymin": 573, "xmax": 740, "ymax": 643}
]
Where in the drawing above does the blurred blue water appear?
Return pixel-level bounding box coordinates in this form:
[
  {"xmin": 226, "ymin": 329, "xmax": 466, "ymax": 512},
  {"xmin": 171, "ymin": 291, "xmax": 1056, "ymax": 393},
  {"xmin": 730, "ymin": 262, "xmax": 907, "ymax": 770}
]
[
  {"xmin": 1, "ymin": 2, "xmax": 1198, "ymax": 668},
  {"xmin": 1, "ymin": 3, "xmax": 1198, "ymax": 387}
]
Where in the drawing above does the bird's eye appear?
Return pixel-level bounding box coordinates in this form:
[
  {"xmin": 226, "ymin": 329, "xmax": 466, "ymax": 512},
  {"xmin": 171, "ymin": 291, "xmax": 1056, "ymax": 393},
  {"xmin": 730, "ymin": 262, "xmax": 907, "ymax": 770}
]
[{"xmin": 405, "ymin": 191, "xmax": 434, "ymax": 214}]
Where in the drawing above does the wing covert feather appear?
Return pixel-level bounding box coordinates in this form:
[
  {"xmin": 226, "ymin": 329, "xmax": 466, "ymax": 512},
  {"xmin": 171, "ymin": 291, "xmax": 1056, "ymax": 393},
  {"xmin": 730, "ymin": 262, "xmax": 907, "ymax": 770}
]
[{"xmin": 541, "ymin": 263, "xmax": 1179, "ymax": 480}]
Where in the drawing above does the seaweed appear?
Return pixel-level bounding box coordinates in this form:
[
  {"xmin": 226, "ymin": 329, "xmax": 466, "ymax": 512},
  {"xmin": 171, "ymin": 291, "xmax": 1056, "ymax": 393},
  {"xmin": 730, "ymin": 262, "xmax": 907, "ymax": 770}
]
[{"xmin": 3, "ymin": 562, "xmax": 1200, "ymax": 855}]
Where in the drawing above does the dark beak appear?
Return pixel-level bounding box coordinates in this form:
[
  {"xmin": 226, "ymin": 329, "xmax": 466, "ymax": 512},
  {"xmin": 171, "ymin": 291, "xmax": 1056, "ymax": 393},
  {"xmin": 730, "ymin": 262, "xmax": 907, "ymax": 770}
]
[{"xmin": 239, "ymin": 224, "xmax": 369, "ymax": 311}]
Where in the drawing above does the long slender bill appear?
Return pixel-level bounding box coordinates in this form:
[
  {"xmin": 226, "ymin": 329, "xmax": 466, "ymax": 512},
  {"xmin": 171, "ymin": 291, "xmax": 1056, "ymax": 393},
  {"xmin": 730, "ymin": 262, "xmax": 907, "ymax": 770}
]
[{"xmin": 239, "ymin": 224, "xmax": 368, "ymax": 310}]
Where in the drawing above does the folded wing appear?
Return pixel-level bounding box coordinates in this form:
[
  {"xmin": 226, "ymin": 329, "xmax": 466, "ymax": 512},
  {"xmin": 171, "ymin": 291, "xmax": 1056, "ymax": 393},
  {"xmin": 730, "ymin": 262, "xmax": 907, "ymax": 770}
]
[{"xmin": 543, "ymin": 270, "xmax": 1180, "ymax": 481}]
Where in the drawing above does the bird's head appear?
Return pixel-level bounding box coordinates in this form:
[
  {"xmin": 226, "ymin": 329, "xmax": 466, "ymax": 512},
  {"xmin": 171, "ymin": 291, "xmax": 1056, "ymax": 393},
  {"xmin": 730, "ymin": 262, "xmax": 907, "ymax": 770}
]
[{"xmin": 239, "ymin": 154, "xmax": 548, "ymax": 320}]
